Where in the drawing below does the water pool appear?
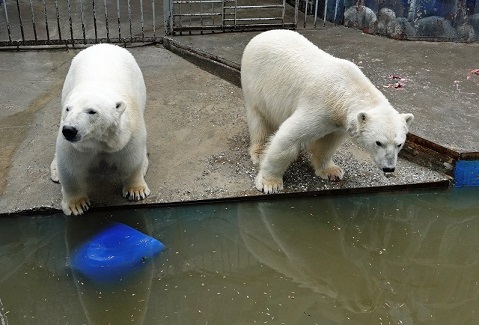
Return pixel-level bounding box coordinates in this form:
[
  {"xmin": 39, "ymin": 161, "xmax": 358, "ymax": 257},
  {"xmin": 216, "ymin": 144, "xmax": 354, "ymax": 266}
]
[{"xmin": 0, "ymin": 187, "xmax": 478, "ymax": 324}]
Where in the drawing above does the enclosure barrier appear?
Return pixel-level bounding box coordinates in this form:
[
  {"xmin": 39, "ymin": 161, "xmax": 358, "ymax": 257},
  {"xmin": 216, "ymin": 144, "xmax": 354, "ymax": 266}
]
[
  {"xmin": 1, "ymin": 1, "xmax": 478, "ymax": 47},
  {"xmin": 0, "ymin": 0, "xmax": 161, "ymax": 47},
  {"xmin": 164, "ymin": 0, "xmax": 297, "ymax": 35}
]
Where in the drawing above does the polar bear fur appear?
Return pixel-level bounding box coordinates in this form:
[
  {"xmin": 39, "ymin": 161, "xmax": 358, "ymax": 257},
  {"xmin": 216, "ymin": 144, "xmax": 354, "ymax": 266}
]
[
  {"xmin": 50, "ymin": 43, "xmax": 149, "ymax": 215},
  {"xmin": 241, "ymin": 30, "xmax": 414, "ymax": 194}
]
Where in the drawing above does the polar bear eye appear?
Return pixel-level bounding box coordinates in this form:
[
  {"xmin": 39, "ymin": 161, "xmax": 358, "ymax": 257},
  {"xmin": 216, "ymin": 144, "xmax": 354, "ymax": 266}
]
[
  {"xmin": 375, "ymin": 141, "xmax": 383, "ymax": 147},
  {"xmin": 87, "ymin": 109, "xmax": 97, "ymax": 115},
  {"xmin": 65, "ymin": 107, "xmax": 70, "ymax": 112},
  {"xmin": 397, "ymin": 143, "xmax": 403, "ymax": 148}
]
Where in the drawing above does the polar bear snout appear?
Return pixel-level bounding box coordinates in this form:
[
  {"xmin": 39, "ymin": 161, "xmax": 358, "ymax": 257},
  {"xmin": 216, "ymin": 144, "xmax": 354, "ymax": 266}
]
[
  {"xmin": 383, "ymin": 167, "xmax": 395, "ymax": 173},
  {"xmin": 62, "ymin": 125, "xmax": 80, "ymax": 142}
]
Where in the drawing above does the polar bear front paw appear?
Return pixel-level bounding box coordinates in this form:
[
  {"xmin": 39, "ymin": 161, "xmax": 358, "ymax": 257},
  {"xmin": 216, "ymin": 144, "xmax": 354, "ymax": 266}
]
[
  {"xmin": 62, "ymin": 197, "xmax": 90, "ymax": 216},
  {"xmin": 123, "ymin": 184, "xmax": 151, "ymax": 201},
  {"xmin": 255, "ymin": 172, "xmax": 283, "ymax": 194},
  {"xmin": 315, "ymin": 165, "xmax": 344, "ymax": 181}
]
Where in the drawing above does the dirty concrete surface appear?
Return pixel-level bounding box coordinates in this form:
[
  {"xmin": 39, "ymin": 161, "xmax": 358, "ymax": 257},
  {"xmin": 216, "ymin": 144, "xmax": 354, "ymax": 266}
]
[
  {"xmin": 168, "ymin": 25, "xmax": 479, "ymax": 154},
  {"xmin": 1, "ymin": 24, "xmax": 468, "ymax": 215}
]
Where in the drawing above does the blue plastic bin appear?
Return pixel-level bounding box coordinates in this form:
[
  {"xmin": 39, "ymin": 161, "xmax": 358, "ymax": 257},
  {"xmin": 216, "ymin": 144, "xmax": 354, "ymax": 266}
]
[{"xmin": 70, "ymin": 222, "xmax": 165, "ymax": 283}]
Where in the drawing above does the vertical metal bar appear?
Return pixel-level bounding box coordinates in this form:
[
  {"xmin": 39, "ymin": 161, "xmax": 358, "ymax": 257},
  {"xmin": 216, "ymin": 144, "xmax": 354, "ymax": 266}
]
[
  {"xmin": 3, "ymin": 0, "xmax": 13, "ymax": 43},
  {"xmin": 41, "ymin": 0, "xmax": 50, "ymax": 41},
  {"xmin": 303, "ymin": 0, "xmax": 307, "ymax": 28},
  {"xmin": 282, "ymin": 0, "xmax": 286, "ymax": 26},
  {"xmin": 234, "ymin": 0, "xmax": 238, "ymax": 28},
  {"xmin": 163, "ymin": 0, "xmax": 172, "ymax": 35},
  {"xmin": 93, "ymin": 0, "xmax": 98, "ymax": 43},
  {"xmin": 127, "ymin": 0, "xmax": 132, "ymax": 42},
  {"xmin": 323, "ymin": 0, "xmax": 328, "ymax": 27},
  {"xmin": 104, "ymin": 0, "xmax": 110, "ymax": 42},
  {"xmin": 200, "ymin": 0, "xmax": 203, "ymax": 30},
  {"xmin": 188, "ymin": 0, "xmax": 192, "ymax": 30},
  {"xmin": 117, "ymin": 0, "xmax": 122, "ymax": 41},
  {"xmin": 54, "ymin": 0, "xmax": 62, "ymax": 42},
  {"xmin": 140, "ymin": 0, "xmax": 145, "ymax": 41},
  {"xmin": 178, "ymin": 0, "xmax": 182, "ymax": 32},
  {"xmin": 333, "ymin": 0, "xmax": 339, "ymax": 25},
  {"xmin": 294, "ymin": 0, "xmax": 299, "ymax": 27},
  {"xmin": 152, "ymin": 0, "xmax": 155, "ymax": 39},
  {"xmin": 221, "ymin": 0, "xmax": 225, "ymax": 30},
  {"xmin": 15, "ymin": 0, "xmax": 26, "ymax": 43},
  {"xmin": 80, "ymin": 0, "xmax": 86, "ymax": 44},
  {"xmin": 313, "ymin": 0, "xmax": 318, "ymax": 27},
  {"xmin": 211, "ymin": 2, "xmax": 215, "ymax": 25},
  {"xmin": 67, "ymin": 0, "xmax": 74, "ymax": 45},
  {"xmin": 28, "ymin": 0, "xmax": 38, "ymax": 42}
]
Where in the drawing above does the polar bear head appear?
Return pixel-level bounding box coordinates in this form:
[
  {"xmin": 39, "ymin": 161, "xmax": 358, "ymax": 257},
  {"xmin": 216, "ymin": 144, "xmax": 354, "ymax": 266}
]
[
  {"xmin": 60, "ymin": 91, "xmax": 128, "ymax": 152},
  {"xmin": 350, "ymin": 110, "xmax": 414, "ymax": 173}
]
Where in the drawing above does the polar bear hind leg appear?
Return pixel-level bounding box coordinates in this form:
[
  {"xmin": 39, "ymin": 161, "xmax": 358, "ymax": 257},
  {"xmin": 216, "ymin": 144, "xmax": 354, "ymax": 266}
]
[
  {"xmin": 310, "ymin": 131, "xmax": 347, "ymax": 181},
  {"xmin": 246, "ymin": 103, "xmax": 274, "ymax": 165}
]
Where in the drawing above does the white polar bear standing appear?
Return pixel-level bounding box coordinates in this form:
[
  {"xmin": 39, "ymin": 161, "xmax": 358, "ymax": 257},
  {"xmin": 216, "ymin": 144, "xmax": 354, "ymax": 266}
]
[
  {"xmin": 50, "ymin": 43, "xmax": 150, "ymax": 215},
  {"xmin": 241, "ymin": 30, "xmax": 414, "ymax": 194}
]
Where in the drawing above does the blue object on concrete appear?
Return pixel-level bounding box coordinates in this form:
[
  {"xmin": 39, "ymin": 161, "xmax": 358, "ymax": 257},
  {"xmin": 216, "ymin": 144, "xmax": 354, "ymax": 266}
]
[
  {"xmin": 454, "ymin": 160, "xmax": 479, "ymax": 187},
  {"xmin": 70, "ymin": 222, "xmax": 165, "ymax": 283}
]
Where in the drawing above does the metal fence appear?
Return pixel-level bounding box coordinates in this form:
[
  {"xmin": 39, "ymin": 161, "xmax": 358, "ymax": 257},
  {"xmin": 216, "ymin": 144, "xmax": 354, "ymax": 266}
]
[
  {"xmin": 2, "ymin": 0, "xmax": 477, "ymax": 47},
  {"xmin": 164, "ymin": 0, "xmax": 298, "ymax": 35},
  {"xmin": 0, "ymin": 0, "xmax": 331, "ymax": 47},
  {"xmin": 0, "ymin": 0, "xmax": 162, "ymax": 47}
]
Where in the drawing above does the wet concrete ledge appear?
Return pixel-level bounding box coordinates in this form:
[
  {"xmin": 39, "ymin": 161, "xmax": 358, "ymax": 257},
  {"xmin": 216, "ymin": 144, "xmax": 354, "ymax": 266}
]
[
  {"xmin": 11, "ymin": 181, "xmax": 450, "ymax": 217},
  {"xmin": 162, "ymin": 30, "xmax": 479, "ymax": 186}
]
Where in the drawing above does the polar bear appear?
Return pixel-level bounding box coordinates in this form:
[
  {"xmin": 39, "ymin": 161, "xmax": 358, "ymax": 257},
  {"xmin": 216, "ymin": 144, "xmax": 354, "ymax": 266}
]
[
  {"xmin": 241, "ymin": 30, "xmax": 414, "ymax": 194},
  {"xmin": 50, "ymin": 43, "xmax": 150, "ymax": 215}
]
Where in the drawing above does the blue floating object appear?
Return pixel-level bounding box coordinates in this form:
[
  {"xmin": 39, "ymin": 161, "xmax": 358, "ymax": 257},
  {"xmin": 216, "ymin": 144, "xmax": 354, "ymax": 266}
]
[
  {"xmin": 70, "ymin": 222, "xmax": 165, "ymax": 283},
  {"xmin": 454, "ymin": 160, "xmax": 479, "ymax": 187}
]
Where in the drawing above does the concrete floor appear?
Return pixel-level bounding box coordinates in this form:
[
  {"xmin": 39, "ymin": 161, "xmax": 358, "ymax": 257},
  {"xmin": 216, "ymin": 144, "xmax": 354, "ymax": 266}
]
[{"xmin": 3, "ymin": 24, "xmax": 477, "ymax": 215}]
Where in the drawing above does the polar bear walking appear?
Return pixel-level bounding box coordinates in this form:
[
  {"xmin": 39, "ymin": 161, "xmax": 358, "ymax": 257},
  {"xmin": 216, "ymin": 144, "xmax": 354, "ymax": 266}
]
[
  {"xmin": 51, "ymin": 44, "xmax": 150, "ymax": 215},
  {"xmin": 241, "ymin": 30, "xmax": 414, "ymax": 194}
]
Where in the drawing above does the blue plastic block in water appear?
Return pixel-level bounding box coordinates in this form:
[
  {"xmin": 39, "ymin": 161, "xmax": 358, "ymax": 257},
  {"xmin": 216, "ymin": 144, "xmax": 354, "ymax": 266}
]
[
  {"xmin": 70, "ymin": 222, "xmax": 165, "ymax": 283},
  {"xmin": 454, "ymin": 160, "xmax": 479, "ymax": 187}
]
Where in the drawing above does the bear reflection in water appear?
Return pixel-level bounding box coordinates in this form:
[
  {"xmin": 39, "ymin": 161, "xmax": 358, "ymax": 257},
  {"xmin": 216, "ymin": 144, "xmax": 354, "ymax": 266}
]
[{"xmin": 238, "ymin": 193, "xmax": 479, "ymax": 323}]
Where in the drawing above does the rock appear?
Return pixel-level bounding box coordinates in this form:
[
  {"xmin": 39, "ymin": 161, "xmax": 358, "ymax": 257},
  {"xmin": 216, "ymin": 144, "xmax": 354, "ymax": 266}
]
[
  {"xmin": 415, "ymin": 16, "xmax": 457, "ymax": 40},
  {"xmin": 344, "ymin": 5, "xmax": 378, "ymax": 33}
]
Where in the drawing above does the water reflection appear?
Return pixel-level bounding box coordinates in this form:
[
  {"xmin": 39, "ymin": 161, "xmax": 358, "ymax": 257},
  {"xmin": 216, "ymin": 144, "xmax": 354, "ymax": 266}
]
[
  {"xmin": 0, "ymin": 212, "xmax": 157, "ymax": 324},
  {"xmin": 0, "ymin": 188, "xmax": 478, "ymax": 324},
  {"xmin": 238, "ymin": 188, "xmax": 479, "ymax": 324}
]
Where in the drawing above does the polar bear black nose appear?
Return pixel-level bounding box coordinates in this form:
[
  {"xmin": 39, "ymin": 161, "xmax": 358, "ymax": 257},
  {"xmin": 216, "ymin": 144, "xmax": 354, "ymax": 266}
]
[
  {"xmin": 62, "ymin": 126, "xmax": 78, "ymax": 141},
  {"xmin": 383, "ymin": 167, "xmax": 395, "ymax": 173}
]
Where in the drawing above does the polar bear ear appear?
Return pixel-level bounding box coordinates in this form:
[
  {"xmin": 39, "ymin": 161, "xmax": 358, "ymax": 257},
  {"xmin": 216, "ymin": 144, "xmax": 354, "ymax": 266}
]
[
  {"xmin": 357, "ymin": 111, "xmax": 368, "ymax": 127},
  {"xmin": 115, "ymin": 101, "xmax": 127, "ymax": 115},
  {"xmin": 348, "ymin": 111, "xmax": 368, "ymax": 137},
  {"xmin": 401, "ymin": 113, "xmax": 414, "ymax": 126}
]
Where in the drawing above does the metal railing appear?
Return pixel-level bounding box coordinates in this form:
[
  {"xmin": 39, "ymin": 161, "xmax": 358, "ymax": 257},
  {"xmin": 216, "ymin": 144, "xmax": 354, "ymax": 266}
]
[
  {"xmin": 0, "ymin": 0, "xmax": 339, "ymax": 47},
  {"xmin": 164, "ymin": 0, "xmax": 298, "ymax": 35},
  {"xmin": 0, "ymin": 0, "xmax": 162, "ymax": 47}
]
